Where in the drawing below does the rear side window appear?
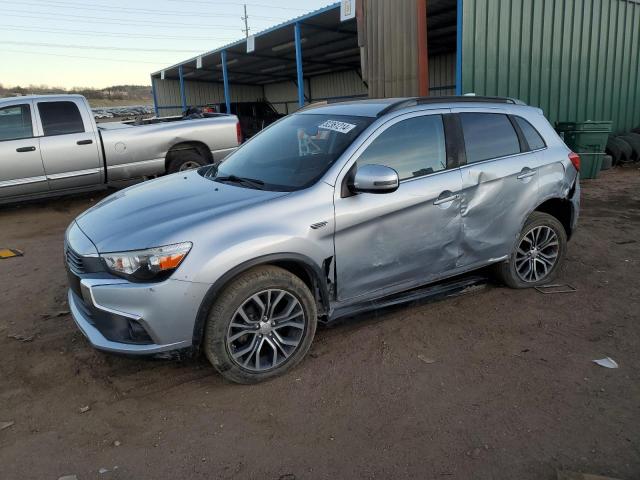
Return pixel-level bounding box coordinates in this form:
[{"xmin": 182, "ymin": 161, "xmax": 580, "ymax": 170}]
[
  {"xmin": 38, "ymin": 101, "xmax": 85, "ymax": 136},
  {"xmin": 513, "ymin": 116, "xmax": 546, "ymax": 150},
  {"xmin": 460, "ymin": 113, "xmax": 520, "ymax": 163},
  {"xmin": 0, "ymin": 104, "xmax": 32, "ymax": 141},
  {"xmin": 358, "ymin": 115, "xmax": 447, "ymax": 180}
]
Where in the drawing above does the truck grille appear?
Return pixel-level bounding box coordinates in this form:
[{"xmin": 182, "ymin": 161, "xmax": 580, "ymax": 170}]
[{"xmin": 65, "ymin": 246, "xmax": 86, "ymax": 275}]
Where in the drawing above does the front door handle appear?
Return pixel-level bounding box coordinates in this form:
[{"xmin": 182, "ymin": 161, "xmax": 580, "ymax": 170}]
[
  {"xmin": 16, "ymin": 146, "xmax": 36, "ymax": 152},
  {"xmin": 517, "ymin": 168, "xmax": 536, "ymax": 180},
  {"xmin": 434, "ymin": 191, "xmax": 460, "ymax": 206},
  {"xmin": 77, "ymin": 139, "xmax": 93, "ymax": 145}
]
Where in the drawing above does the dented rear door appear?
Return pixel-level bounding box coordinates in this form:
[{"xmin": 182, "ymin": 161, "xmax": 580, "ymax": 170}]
[{"xmin": 455, "ymin": 110, "xmax": 541, "ymax": 266}]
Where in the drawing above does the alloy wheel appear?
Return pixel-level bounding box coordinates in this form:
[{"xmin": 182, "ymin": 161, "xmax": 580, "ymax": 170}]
[
  {"xmin": 226, "ymin": 289, "xmax": 306, "ymax": 372},
  {"xmin": 515, "ymin": 225, "xmax": 559, "ymax": 282},
  {"xmin": 179, "ymin": 161, "xmax": 201, "ymax": 171}
]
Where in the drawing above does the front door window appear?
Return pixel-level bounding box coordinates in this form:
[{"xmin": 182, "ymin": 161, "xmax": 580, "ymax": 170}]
[
  {"xmin": 356, "ymin": 114, "xmax": 447, "ymax": 180},
  {"xmin": 0, "ymin": 104, "xmax": 33, "ymax": 141}
]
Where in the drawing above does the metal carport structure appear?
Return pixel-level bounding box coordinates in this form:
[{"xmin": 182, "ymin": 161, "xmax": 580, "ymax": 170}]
[
  {"xmin": 151, "ymin": 1, "xmax": 460, "ymax": 118},
  {"xmin": 153, "ymin": 0, "xmax": 639, "ymax": 132},
  {"xmin": 150, "ymin": 4, "xmax": 366, "ymax": 117}
]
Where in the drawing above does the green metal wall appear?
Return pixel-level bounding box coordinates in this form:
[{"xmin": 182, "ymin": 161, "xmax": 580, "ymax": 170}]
[{"xmin": 461, "ymin": 0, "xmax": 640, "ymax": 133}]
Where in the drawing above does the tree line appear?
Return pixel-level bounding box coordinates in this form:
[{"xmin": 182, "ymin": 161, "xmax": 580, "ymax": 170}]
[{"xmin": 0, "ymin": 84, "xmax": 152, "ymax": 102}]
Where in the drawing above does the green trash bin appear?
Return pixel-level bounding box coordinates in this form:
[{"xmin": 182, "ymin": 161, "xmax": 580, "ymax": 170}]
[
  {"xmin": 577, "ymin": 153, "xmax": 605, "ymax": 180},
  {"xmin": 556, "ymin": 120, "xmax": 612, "ymax": 179}
]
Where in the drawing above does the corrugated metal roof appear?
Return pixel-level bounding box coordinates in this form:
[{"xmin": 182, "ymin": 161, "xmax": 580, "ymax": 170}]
[
  {"xmin": 152, "ymin": 2, "xmax": 362, "ymax": 86},
  {"xmin": 152, "ymin": 3, "xmax": 340, "ymax": 75}
]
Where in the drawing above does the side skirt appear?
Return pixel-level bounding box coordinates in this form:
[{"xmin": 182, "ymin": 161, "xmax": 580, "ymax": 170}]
[
  {"xmin": 0, "ymin": 184, "xmax": 108, "ymax": 206},
  {"xmin": 325, "ymin": 274, "xmax": 488, "ymax": 324}
]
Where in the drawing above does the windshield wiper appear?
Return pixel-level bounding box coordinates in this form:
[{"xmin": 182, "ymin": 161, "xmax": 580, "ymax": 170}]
[
  {"xmin": 215, "ymin": 174, "xmax": 265, "ymax": 189},
  {"xmin": 204, "ymin": 164, "xmax": 218, "ymax": 178}
]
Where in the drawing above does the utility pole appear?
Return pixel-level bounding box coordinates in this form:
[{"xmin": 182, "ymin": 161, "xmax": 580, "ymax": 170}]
[{"xmin": 241, "ymin": 4, "xmax": 250, "ymax": 38}]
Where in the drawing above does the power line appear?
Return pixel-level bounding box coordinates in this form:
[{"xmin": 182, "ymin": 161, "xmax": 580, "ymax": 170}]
[
  {"xmin": 0, "ymin": 9, "xmax": 263, "ymax": 29},
  {"xmin": 164, "ymin": 0, "xmax": 310, "ymax": 12},
  {"xmin": 0, "ymin": 40, "xmax": 205, "ymax": 54},
  {"xmin": 1, "ymin": 25, "xmax": 236, "ymax": 42},
  {"xmin": 1, "ymin": 49, "xmax": 169, "ymax": 65},
  {"xmin": 0, "ymin": 0, "xmax": 288, "ymax": 21}
]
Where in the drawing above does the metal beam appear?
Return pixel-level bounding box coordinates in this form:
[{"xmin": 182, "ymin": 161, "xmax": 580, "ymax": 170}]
[
  {"xmin": 428, "ymin": 3, "xmax": 457, "ymax": 18},
  {"xmin": 221, "ymin": 50, "xmax": 231, "ymax": 114},
  {"xmin": 178, "ymin": 65, "xmax": 187, "ymax": 113},
  {"xmin": 227, "ymin": 68, "xmax": 296, "ymax": 81},
  {"xmin": 151, "ymin": 75, "xmax": 159, "ymax": 117},
  {"xmin": 298, "ymin": 22, "xmax": 357, "ymax": 36},
  {"xmin": 417, "ymin": 0, "xmax": 429, "ymax": 96},
  {"xmin": 456, "ymin": 0, "xmax": 463, "ymax": 95},
  {"xmin": 429, "ymin": 26, "xmax": 457, "ymax": 40},
  {"xmin": 228, "ymin": 50, "xmax": 359, "ymax": 70},
  {"xmin": 294, "ymin": 22, "xmax": 304, "ymax": 108},
  {"xmin": 191, "ymin": 66, "xmax": 297, "ymax": 82}
]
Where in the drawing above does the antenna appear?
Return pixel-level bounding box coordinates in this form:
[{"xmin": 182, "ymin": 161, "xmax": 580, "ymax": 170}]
[{"xmin": 241, "ymin": 4, "xmax": 250, "ymax": 38}]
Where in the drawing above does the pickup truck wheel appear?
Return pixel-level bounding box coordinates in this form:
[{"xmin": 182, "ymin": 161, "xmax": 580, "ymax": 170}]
[
  {"xmin": 495, "ymin": 212, "xmax": 567, "ymax": 289},
  {"xmin": 203, "ymin": 266, "xmax": 317, "ymax": 384},
  {"xmin": 167, "ymin": 150, "xmax": 209, "ymax": 173}
]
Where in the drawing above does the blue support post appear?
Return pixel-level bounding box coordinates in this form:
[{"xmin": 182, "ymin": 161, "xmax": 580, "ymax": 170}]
[
  {"xmin": 178, "ymin": 65, "xmax": 187, "ymax": 113},
  {"xmin": 455, "ymin": 0, "xmax": 463, "ymax": 95},
  {"xmin": 294, "ymin": 22, "xmax": 305, "ymax": 108},
  {"xmin": 151, "ymin": 76, "xmax": 159, "ymax": 117},
  {"xmin": 221, "ymin": 50, "xmax": 231, "ymax": 114}
]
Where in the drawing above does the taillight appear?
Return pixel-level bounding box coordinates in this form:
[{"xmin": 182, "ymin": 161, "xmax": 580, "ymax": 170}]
[
  {"xmin": 236, "ymin": 122, "xmax": 243, "ymax": 145},
  {"xmin": 568, "ymin": 152, "xmax": 580, "ymax": 171}
]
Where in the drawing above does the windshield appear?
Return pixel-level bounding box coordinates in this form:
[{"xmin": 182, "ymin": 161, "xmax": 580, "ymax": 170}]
[{"xmin": 205, "ymin": 113, "xmax": 373, "ymax": 191}]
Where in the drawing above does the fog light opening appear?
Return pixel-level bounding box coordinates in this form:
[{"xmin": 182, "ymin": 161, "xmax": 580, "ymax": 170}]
[{"xmin": 128, "ymin": 319, "xmax": 153, "ymax": 344}]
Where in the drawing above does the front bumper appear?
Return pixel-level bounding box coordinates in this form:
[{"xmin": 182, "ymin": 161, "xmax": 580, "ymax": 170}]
[{"xmin": 68, "ymin": 275, "xmax": 210, "ymax": 355}]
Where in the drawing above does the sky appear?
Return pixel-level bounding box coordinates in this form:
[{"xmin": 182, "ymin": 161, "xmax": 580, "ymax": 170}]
[{"xmin": 0, "ymin": 0, "xmax": 334, "ymax": 89}]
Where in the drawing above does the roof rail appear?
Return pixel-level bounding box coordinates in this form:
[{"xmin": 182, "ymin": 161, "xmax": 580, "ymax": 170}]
[
  {"xmin": 377, "ymin": 95, "xmax": 527, "ymax": 117},
  {"xmin": 296, "ymin": 101, "xmax": 329, "ymax": 113}
]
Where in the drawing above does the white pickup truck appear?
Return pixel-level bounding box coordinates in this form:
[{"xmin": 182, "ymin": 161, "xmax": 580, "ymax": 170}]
[{"xmin": 0, "ymin": 94, "xmax": 241, "ymax": 204}]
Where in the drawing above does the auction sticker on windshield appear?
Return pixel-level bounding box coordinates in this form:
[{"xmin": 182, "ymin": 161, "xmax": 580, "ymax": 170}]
[{"xmin": 318, "ymin": 120, "xmax": 357, "ymax": 134}]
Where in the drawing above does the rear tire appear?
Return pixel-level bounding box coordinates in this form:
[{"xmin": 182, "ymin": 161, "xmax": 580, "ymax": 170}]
[
  {"xmin": 495, "ymin": 212, "xmax": 567, "ymax": 289},
  {"xmin": 606, "ymin": 136, "xmax": 631, "ymax": 165},
  {"xmin": 167, "ymin": 150, "xmax": 209, "ymax": 173},
  {"xmin": 618, "ymin": 134, "xmax": 640, "ymax": 162},
  {"xmin": 203, "ymin": 266, "xmax": 317, "ymax": 384}
]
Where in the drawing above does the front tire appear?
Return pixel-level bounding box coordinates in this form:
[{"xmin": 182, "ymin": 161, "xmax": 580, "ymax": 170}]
[
  {"xmin": 167, "ymin": 150, "xmax": 209, "ymax": 173},
  {"xmin": 203, "ymin": 266, "xmax": 317, "ymax": 384},
  {"xmin": 495, "ymin": 212, "xmax": 567, "ymax": 289}
]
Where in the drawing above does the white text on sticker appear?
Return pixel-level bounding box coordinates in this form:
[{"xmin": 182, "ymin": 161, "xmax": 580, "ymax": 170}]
[{"xmin": 318, "ymin": 120, "xmax": 357, "ymax": 134}]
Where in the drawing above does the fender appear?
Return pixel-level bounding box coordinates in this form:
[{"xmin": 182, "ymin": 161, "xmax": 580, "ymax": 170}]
[
  {"xmin": 508, "ymin": 177, "xmax": 578, "ymax": 256},
  {"xmin": 191, "ymin": 253, "xmax": 331, "ymax": 348}
]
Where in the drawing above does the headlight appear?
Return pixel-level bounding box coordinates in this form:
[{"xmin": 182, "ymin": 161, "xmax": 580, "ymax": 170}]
[{"xmin": 101, "ymin": 242, "xmax": 192, "ymax": 281}]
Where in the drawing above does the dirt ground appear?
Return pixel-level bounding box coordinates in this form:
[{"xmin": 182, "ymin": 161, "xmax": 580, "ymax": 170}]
[{"xmin": 1, "ymin": 168, "xmax": 639, "ymax": 480}]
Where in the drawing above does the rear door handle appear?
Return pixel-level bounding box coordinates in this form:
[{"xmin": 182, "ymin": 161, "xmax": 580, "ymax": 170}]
[
  {"xmin": 77, "ymin": 139, "xmax": 93, "ymax": 145},
  {"xmin": 517, "ymin": 168, "xmax": 536, "ymax": 180},
  {"xmin": 434, "ymin": 191, "xmax": 460, "ymax": 206},
  {"xmin": 16, "ymin": 146, "xmax": 36, "ymax": 152}
]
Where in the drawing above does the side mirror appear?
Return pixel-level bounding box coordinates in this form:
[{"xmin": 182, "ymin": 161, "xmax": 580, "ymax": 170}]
[{"xmin": 351, "ymin": 164, "xmax": 399, "ymax": 194}]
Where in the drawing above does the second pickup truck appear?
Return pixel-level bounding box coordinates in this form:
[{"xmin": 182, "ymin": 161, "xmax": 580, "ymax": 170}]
[{"xmin": 0, "ymin": 94, "xmax": 241, "ymax": 204}]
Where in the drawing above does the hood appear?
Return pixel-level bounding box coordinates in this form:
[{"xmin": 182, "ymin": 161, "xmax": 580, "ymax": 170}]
[{"xmin": 76, "ymin": 170, "xmax": 289, "ymax": 252}]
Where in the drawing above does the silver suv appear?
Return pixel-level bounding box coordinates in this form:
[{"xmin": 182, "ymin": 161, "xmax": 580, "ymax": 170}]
[{"xmin": 65, "ymin": 96, "xmax": 580, "ymax": 383}]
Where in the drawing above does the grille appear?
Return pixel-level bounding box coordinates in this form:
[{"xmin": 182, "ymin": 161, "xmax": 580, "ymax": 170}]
[{"xmin": 65, "ymin": 246, "xmax": 86, "ymax": 275}]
